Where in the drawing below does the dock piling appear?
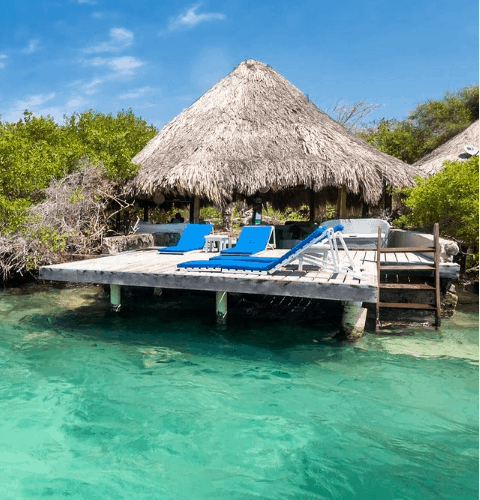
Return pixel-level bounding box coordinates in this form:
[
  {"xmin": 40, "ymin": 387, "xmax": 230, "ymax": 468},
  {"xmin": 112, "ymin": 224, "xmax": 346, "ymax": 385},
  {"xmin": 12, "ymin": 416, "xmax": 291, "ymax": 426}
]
[
  {"xmin": 110, "ymin": 284, "xmax": 121, "ymax": 312},
  {"xmin": 341, "ymin": 301, "xmax": 367, "ymax": 340},
  {"xmin": 216, "ymin": 291, "xmax": 227, "ymax": 324}
]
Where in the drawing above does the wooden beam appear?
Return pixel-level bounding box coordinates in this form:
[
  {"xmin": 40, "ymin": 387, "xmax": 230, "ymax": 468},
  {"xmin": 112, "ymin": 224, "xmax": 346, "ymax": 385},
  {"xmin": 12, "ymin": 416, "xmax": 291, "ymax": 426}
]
[
  {"xmin": 336, "ymin": 186, "xmax": 347, "ymax": 218},
  {"xmin": 190, "ymin": 196, "xmax": 201, "ymax": 223},
  {"xmin": 309, "ymin": 188, "xmax": 316, "ymax": 223},
  {"xmin": 251, "ymin": 197, "xmax": 262, "ymax": 225},
  {"xmin": 434, "ymin": 222, "xmax": 441, "ymax": 328},
  {"xmin": 40, "ymin": 266, "xmax": 378, "ymax": 303}
]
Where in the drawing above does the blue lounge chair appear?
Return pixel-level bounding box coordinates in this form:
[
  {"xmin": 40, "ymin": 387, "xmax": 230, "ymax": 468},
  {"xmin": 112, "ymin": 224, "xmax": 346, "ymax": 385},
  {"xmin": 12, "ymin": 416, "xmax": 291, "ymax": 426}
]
[
  {"xmin": 178, "ymin": 225, "xmax": 347, "ymax": 274},
  {"xmin": 220, "ymin": 225, "xmax": 275, "ymax": 256},
  {"xmin": 158, "ymin": 224, "xmax": 213, "ymax": 254}
]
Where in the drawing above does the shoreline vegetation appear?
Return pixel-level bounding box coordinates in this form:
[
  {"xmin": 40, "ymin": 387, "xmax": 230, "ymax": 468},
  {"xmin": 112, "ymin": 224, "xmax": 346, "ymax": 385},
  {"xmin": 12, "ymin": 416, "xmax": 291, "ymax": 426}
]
[{"xmin": 0, "ymin": 85, "xmax": 478, "ymax": 287}]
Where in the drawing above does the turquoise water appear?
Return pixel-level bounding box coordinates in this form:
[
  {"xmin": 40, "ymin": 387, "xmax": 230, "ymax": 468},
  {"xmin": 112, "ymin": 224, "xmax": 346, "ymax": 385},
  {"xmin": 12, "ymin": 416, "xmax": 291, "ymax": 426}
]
[{"xmin": 0, "ymin": 285, "xmax": 478, "ymax": 499}]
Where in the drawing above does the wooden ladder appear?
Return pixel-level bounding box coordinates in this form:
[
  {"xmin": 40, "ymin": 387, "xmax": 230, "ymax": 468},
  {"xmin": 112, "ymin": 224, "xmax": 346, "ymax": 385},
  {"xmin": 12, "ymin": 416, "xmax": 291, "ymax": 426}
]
[{"xmin": 375, "ymin": 223, "xmax": 441, "ymax": 330}]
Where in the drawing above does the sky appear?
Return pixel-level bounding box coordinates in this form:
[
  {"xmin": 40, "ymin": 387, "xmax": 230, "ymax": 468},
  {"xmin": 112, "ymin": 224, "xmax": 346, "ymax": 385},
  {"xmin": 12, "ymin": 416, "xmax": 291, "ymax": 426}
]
[{"xmin": 0, "ymin": 0, "xmax": 478, "ymax": 130}]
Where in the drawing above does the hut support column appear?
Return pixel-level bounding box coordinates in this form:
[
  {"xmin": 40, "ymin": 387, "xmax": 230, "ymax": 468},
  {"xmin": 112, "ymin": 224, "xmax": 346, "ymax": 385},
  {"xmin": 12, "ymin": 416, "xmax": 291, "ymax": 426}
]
[
  {"xmin": 309, "ymin": 189, "xmax": 317, "ymax": 223},
  {"xmin": 110, "ymin": 284, "xmax": 121, "ymax": 312},
  {"xmin": 190, "ymin": 196, "xmax": 200, "ymax": 223},
  {"xmin": 341, "ymin": 301, "xmax": 367, "ymax": 340},
  {"xmin": 337, "ymin": 186, "xmax": 347, "ymax": 218},
  {"xmin": 143, "ymin": 206, "xmax": 149, "ymax": 222},
  {"xmin": 251, "ymin": 198, "xmax": 263, "ymax": 225},
  {"xmin": 216, "ymin": 291, "xmax": 227, "ymax": 324}
]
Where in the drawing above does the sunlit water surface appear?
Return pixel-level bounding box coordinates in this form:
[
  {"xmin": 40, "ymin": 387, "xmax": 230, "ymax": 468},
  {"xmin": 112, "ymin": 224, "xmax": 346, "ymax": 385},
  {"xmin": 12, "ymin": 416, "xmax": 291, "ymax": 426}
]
[{"xmin": 0, "ymin": 285, "xmax": 478, "ymax": 500}]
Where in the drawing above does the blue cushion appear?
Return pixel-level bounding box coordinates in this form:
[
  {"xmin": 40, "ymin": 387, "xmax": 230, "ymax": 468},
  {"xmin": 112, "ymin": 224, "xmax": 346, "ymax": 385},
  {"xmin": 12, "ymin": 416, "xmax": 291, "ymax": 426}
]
[
  {"xmin": 220, "ymin": 225, "xmax": 273, "ymax": 255},
  {"xmin": 158, "ymin": 224, "xmax": 213, "ymax": 253},
  {"xmin": 178, "ymin": 224, "xmax": 344, "ymax": 272}
]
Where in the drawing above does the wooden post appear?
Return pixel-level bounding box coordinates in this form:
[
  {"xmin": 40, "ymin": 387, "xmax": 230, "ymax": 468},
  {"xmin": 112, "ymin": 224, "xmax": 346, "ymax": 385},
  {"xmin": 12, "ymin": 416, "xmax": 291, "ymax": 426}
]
[
  {"xmin": 251, "ymin": 198, "xmax": 262, "ymax": 225},
  {"xmin": 434, "ymin": 222, "xmax": 441, "ymax": 329},
  {"xmin": 110, "ymin": 284, "xmax": 121, "ymax": 312},
  {"xmin": 216, "ymin": 291, "xmax": 227, "ymax": 324},
  {"xmin": 143, "ymin": 206, "xmax": 149, "ymax": 222},
  {"xmin": 341, "ymin": 301, "xmax": 367, "ymax": 339},
  {"xmin": 309, "ymin": 188, "xmax": 316, "ymax": 223},
  {"xmin": 361, "ymin": 202, "xmax": 369, "ymax": 218},
  {"xmin": 221, "ymin": 202, "xmax": 234, "ymax": 232},
  {"xmin": 375, "ymin": 225, "xmax": 382, "ymax": 331},
  {"xmin": 336, "ymin": 186, "xmax": 347, "ymax": 218},
  {"xmin": 190, "ymin": 196, "xmax": 201, "ymax": 223}
]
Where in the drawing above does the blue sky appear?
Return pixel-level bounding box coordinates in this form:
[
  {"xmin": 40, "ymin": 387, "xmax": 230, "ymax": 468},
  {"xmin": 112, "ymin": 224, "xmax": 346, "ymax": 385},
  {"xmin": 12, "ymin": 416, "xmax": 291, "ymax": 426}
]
[{"xmin": 1, "ymin": 0, "xmax": 478, "ymax": 129}]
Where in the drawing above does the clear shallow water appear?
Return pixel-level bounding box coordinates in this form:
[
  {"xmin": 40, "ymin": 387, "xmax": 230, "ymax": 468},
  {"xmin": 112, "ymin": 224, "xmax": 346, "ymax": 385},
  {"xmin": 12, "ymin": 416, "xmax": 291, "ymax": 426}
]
[{"xmin": 0, "ymin": 285, "xmax": 478, "ymax": 500}]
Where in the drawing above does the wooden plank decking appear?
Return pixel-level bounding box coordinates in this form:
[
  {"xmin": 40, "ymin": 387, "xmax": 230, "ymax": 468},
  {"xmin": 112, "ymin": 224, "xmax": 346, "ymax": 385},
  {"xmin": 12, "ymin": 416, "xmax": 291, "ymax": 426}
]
[{"xmin": 39, "ymin": 247, "xmax": 460, "ymax": 305}]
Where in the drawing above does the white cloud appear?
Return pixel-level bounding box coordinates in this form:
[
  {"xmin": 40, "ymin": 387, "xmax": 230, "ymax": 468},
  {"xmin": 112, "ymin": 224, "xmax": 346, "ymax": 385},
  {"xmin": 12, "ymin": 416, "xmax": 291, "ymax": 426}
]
[
  {"xmin": 118, "ymin": 86, "xmax": 152, "ymax": 99},
  {"xmin": 35, "ymin": 107, "xmax": 65, "ymax": 123},
  {"xmin": 85, "ymin": 27, "xmax": 134, "ymax": 53},
  {"xmin": 17, "ymin": 93, "xmax": 56, "ymax": 109},
  {"xmin": 167, "ymin": 5, "xmax": 226, "ymax": 32},
  {"xmin": 75, "ymin": 0, "xmax": 97, "ymax": 5},
  {"xmin": 82, "ymin": 78, "xmax": 104, "ymax": 94},
  {"xmin": 87, "ymin": 56, "xmax": 144, "ymax": 75},
  {"xmin": 21, "ymin": 39, "xmax": 40, "ymax": 54},
  {"xmin": 66, "ymin": 96, "xmax": 91, "ymax": 109},
  {"xmin": 2, "ymin": 93, "xmax": 57, "ymax": 122},
  {"xmin": 67, "ymin": 98, "xmax": 83, "ymax": 107},
  {"xmin": 0, "ymin": 54, "xmax": 7, "ymax": 69}
]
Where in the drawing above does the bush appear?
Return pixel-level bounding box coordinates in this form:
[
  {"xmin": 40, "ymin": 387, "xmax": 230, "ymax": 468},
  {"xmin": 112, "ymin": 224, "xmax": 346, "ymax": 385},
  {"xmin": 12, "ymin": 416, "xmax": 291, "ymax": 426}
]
[
  {"xmin": 395, "ymin": 156, "xmax": 479, "ymax": 251},
  {"xmin": 0, "ymin": 109, "xmax": 157, "ymax": 232}
]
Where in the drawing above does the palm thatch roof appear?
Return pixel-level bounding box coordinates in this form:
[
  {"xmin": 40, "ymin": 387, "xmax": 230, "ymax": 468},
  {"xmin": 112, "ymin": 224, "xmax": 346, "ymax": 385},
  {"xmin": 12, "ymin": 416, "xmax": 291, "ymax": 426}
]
[
  {"xmin": 129, "ymin": 59, "xmax": 415, "ymax": 207},
  {"xmin": 414, "ymin": 120, "xmax": 479, "ymax": 177}
]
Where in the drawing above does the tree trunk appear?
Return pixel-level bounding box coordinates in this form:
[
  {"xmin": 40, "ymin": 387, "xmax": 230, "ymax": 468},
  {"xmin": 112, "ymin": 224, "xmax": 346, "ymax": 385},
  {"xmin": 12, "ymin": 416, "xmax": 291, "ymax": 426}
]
[{"xmin": 222, "ymin": 203, "xmax": 234, "ymax": 232}]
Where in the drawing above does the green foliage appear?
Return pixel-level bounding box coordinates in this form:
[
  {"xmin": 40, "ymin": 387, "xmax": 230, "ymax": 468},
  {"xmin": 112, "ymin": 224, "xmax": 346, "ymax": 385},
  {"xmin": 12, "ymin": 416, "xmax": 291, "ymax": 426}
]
[
  {"xmin": 360, "ymin": 85, "xmax": 479, "ymax": 164},
  {"xmin": 0, "ymin": 109, "xmax": 157, "ymax": 232},
  {"xmin": 323, "ymin": 203, "xmax": 337, "ymax": 220},
  {"xmin": 200, "ymin": 206, "xmax": 222, "ymax": 221},
  {"xmin": 395, "ymin": 156, "xmax": 479, "ymax": 249},
  {"xmin": 63, "ymin": 109, "xmax": 157, "ymax": 179},
  {"xmin": 263, "ymin": 204, "xmax": 310, "ymax": 221},
  {"xmin": 30, "ymin": 226, "xmax": 68, "ymax": 253},
  {"xmin": 0, "ymin": 196, "xmax": 31, "ymax": 233}
]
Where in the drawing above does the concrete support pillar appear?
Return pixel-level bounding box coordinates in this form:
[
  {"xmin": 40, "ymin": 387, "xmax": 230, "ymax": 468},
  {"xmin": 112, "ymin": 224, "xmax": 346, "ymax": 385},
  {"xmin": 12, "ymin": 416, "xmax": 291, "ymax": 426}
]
[
  {"xmin": 341, "ymin": 301, "xmax": 367, "ymax": 340},
  {"xmin": 216, "ymin": 291, "xmax": 227, "ymax": 324},
  {"xmin": 110, "ymin": 284, "xmax": 121, "ymax": 312}
]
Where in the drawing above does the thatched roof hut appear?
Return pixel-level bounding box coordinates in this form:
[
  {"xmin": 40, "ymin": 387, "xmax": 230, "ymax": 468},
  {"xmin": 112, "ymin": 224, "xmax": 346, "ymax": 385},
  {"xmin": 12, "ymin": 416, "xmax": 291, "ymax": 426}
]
[
  {"xmin": 129, "ymin": 59, "xmax": 415, "ymax": 209},
  {"xmin": 413, "ymin": 120, "xmax": 479, "ymax": 177}
]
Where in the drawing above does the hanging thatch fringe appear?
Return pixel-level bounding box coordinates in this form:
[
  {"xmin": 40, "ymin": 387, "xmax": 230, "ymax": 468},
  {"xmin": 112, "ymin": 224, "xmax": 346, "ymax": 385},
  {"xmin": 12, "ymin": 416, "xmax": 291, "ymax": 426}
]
[{"xmin": 129, "ymin": 59, "xmax": 416, "ymax": 206}]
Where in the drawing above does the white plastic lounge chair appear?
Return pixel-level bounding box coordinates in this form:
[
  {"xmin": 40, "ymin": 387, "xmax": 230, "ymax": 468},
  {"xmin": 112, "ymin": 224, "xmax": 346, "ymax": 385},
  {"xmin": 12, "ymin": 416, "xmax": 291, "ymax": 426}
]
[{"xmin": 178, "ymin": 224, "xmax": 357, "ymax": 275}]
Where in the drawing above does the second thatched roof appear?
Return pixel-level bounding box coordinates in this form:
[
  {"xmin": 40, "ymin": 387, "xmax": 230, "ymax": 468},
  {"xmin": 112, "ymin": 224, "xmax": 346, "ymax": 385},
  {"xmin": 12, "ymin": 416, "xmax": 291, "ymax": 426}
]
[
  {"xmin": 130, "ymin": 59, "xmax": 415, "ymax": 206},
  {"xmin": 414, "ymin": 120, "xmax": 479, "ymax": 177}
]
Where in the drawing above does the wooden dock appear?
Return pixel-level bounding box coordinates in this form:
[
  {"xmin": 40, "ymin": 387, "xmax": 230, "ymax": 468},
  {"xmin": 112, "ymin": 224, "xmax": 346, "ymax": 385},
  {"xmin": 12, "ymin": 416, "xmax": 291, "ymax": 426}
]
[{"xmin": 39, "ymin": 248, "xmax": 459, "ymax": 305}]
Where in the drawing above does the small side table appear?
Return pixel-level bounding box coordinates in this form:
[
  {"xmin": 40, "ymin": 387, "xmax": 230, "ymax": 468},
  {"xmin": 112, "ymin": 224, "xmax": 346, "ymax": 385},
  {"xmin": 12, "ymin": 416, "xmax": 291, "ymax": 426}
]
[{"xmin": 204, "ymin": 235, "xmax": 232, "ymax": 253}]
